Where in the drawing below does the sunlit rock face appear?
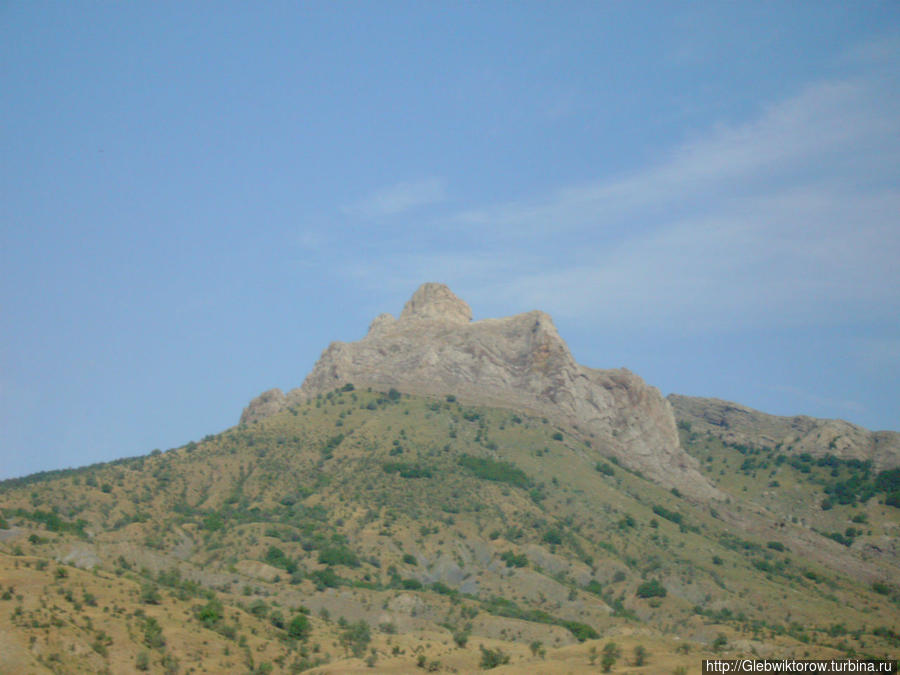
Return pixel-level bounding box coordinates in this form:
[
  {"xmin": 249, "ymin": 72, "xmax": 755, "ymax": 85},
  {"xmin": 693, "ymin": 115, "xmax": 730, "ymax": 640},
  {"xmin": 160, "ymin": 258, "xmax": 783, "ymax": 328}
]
[{"xmin": 242, "ymin": 283, "xmax": 720, "ymax": 499}]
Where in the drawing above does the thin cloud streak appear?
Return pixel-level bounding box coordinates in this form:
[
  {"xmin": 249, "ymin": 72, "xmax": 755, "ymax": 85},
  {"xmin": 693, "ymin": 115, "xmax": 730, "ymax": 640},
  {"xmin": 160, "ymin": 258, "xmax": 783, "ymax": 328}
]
[
  {"xmin": 488, "ymin": 186, "xmax": 900, "ymax": 328},
  {"xmin": 453, "ymin": 79, "xmax": 888, "ymax": 237},
  {"xmin": 343, "ymin": 178, "xmax": 447, "ymax": 218},
  {"xmin": 352, "ymin": 70, "xmax": 900, "ymax": 334}
]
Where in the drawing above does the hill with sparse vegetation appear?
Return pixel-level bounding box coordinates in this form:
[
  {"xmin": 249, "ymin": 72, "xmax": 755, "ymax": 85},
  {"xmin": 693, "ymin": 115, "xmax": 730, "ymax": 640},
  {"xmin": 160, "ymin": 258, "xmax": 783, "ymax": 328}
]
[
  {"xmin": 2, "ymin": 386, "xmax": 899, "ymax": 673},
  {"xmin": 1, "ymin": 285, "xmax": 898, "ymax": 674}
]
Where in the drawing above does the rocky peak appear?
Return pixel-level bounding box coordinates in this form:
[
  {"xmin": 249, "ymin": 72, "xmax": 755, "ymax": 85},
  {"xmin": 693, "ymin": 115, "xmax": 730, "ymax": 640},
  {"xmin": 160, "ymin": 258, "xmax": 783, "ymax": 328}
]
[
  {"xmin": 240, "ymin": 388, "xmax": 286, "ymax": 424},
  {"xmin": 241, "ymin": 284, "xmax": 721, "ymax": 500},
  {"xmin": 399, "ymin": 282, "xmax": 472, "ymax": 324}
]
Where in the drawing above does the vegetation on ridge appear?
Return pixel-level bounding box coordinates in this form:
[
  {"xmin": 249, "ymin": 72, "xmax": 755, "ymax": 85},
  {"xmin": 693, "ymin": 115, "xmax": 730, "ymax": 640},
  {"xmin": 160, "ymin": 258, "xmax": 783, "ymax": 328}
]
[{"xmin": 0, "ymin": 385, "xmax": 897, "ymax": 673}]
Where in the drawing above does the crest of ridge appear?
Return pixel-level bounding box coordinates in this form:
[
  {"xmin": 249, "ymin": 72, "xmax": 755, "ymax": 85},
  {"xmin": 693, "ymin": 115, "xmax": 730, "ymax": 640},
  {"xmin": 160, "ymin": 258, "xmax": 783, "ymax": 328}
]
[{"xmin": 240, "ymin": 283, "xmax": 721, "ymax": 500}]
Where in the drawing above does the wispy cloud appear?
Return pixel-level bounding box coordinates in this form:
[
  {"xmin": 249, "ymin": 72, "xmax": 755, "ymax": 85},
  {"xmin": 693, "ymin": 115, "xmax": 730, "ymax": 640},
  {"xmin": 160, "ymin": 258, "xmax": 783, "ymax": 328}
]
[
  {"xmin": 453, "ymin": 79, "xmax": 887, "ymax": 238},
  {"xmin": 333, "ymin": 40, "xmax": 899, "ymax": 337},
  {"xmin": 478, "ymin": 182, "xmax": 900, "ymax": 329},
  {"xmin": 382, "ymin": 74, "xmax": 897, "ymax": 332},
  {"xmin": 343, "ymin": 178, "xmax": 447, "ymax": 218}
]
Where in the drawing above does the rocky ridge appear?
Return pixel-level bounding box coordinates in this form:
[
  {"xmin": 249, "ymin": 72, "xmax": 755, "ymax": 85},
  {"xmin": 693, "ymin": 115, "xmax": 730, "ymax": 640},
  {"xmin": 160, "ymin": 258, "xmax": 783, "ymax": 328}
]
[
  {"xmin": 242, "ymin": 283, "xmax": 719, "ymax": 499},
  {"xmin": 668, "ymin": 394, "xmax": 900, "ymax": 471}
]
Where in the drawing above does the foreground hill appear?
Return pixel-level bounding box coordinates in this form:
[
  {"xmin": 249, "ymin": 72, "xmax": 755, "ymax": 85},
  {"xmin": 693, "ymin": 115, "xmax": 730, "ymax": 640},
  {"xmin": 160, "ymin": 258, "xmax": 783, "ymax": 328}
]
[
  {"xmin": 1, "ymin": 386, "xmax": 899, "ymax": 673},
  {"xmin": 1, "ymin": 284, "xmax": 898, "ymax": 673}
]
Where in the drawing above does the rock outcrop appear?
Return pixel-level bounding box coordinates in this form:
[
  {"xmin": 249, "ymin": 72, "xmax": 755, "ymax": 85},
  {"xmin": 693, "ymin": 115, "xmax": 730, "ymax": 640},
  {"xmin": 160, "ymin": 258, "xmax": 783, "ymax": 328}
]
[
  {"xmin": 240, "ymin": 388, "xmax": 287, "ymax": 424},
  {"xmin": 242, "ymin": 283, "xmax": 720, "ymax": 499},
  {"xmin": 669, "ymin": 394, "xmax": 900, "ymax": 471}
]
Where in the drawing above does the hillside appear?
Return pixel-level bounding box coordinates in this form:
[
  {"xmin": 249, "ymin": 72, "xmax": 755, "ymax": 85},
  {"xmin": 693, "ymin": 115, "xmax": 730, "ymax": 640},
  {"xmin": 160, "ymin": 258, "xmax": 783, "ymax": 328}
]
[
  {"xmin": 1, "ymin": 386, "xmax": 899, "ymax": 673},
  {"xmin": 669, "ymin": 394, "xmax": 900, "ymax": 471},
  {"xmin": 1, "ymin": 284, "xmax": 898, "ymax": 674}
]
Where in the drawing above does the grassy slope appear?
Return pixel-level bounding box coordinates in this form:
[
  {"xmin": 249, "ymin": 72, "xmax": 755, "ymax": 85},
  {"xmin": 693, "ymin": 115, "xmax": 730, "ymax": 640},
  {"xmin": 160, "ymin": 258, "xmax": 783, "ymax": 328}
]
[{"xmin": 1, "ymin": 387, "xmax": 898, "ymax": 673}]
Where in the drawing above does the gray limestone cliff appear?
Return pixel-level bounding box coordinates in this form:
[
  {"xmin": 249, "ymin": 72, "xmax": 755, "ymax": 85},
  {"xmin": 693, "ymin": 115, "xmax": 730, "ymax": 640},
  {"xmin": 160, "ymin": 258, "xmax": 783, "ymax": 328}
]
[
  {"xmin": 241, "ymin": 283, "xmax": 720, "ymax": 499},
  {"xmin": 669, "ymin": 394, "xmax": 900, "ymax": 471}
]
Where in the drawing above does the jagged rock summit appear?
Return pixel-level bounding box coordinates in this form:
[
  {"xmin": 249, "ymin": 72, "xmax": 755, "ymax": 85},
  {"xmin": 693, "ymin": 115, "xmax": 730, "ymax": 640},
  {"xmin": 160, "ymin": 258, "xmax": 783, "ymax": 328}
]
[
  {"xmin": 242, "ymin": 283, "xmax": 720, "ymax": 499},
  {"xmin": 399, "ymin": 281, "xmax": 473, "ymax": 323}
]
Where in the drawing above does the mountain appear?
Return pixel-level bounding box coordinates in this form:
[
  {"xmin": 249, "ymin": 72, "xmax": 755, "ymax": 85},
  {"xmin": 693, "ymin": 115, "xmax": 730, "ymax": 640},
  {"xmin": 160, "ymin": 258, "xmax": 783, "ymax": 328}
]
[
  {"xmin": 242, "ymin": 283, "xmax": 718, "ymax": 500},
  {"xmin": 669, "ymin": 394, "xmax": 900, "ymax": 471},
  {"xmin": 1, "ymin": 284, "xmax": 899, "ymax": 674}
]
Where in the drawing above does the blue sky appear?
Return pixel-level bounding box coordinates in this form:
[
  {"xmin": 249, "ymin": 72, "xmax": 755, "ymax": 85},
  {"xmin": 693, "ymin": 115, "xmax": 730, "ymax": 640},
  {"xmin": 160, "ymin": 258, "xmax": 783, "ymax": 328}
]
[{"xmin": 2, "ymin": 2, "xmax": 899, "ymax": 480}]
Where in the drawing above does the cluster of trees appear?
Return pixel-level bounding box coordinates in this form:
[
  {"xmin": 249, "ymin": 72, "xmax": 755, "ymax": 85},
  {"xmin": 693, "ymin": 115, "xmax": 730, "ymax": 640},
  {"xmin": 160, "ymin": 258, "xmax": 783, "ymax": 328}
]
[
  {"xmin": 458, "ymin": 454, "xmax": 531, "ymax": 489},
  {"xmin": 499, "ymin": 550, "xmax": 528, "ymax": 568},
  {"xmin": 382, "ymin": 462, "xmax": 433, "ymax": 478}
]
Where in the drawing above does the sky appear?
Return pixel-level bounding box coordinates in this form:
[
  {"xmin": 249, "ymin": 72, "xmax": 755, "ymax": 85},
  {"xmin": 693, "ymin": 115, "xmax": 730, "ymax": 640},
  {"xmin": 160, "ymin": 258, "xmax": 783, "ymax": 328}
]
[{"xmin": 2, "ymin": 2, "xmax": 899, "ymax": 480}]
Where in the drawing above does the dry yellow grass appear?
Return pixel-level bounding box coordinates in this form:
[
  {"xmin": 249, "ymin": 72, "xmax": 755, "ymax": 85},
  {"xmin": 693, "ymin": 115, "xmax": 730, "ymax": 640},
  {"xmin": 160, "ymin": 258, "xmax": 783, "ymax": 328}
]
[{"xmin": 1, "ymin": 388, "xmax": 897, "ymax": 673}]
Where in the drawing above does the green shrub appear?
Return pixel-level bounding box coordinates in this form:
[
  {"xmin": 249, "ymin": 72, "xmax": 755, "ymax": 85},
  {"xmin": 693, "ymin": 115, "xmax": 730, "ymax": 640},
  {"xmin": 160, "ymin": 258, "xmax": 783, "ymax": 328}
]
[
  {"xmin": 318, "ymin": 546, "xmax": 360, "ymax": 568},
  {"xmin": 633, "ymin": 645, "xmax": 648, "ymax": 666},
  {"xmin": 202, "ymin": 513, "xmax": 224, "ymax": 531},
  {"xmin": 499, "ymin": 550, "xmax": 528, "ymax": 568},
  {"xmin": 562, "ymin": 621, "xmax": 599, "ymax": 641},
  {"xmin": 310, "ymin": 568, "xmax": 341, "ymax": 589},
  {"xmin": 340, "ymin": 620, "xmax": 371, "ymax": 657},
  {"xmin": 143, "ymin": 617, "xmax": 165, "ymax": 648},
  {"xmin": 140, "ymin": 583, "xmax": 161, "ymax": 605},
  {"xmin": 872, "ymin": 581, "xmax": 892, "ymax": 595},
  {"xmin": 618, "ymin": 514, "xmax": 636, "ymax": 529},
  {"xmin": 265, "ymin": 546, "xmax": 298, "ymax": 572},
  {"xmin": 288, "ymin": 613, "xmax": 311, "ymax": 640},
  {"xmin": 479, "ymin": 645, "xmax": 510, "ymax": 669},
  {"xmin": 458, "ymin": 455, "xmax": 531, "ymax": 489},
  {"xmin": 195, "ymin": 597, "xmax": 224, "ymax": 628},
  {"xmin": 453, "ymin": 627, "xmax": 469, "ymax": 647},
  {"xmin": 635, "ymin": 579, "xmax": 667, "ymax": 598},
  {"xmin": 601, "ymin": 642, "xmax": 620, "ymax": 672},
  {"xmin": 826, "ymin": 531, "xmax": 853, "ymax": 547},
  {"xmin": 13, "ymin": 509, "xmax": 86, "ymax": 536},
  {"xmin": 876, "ymin": 468, "xmax": 900, "ymax": 493},
  {"xmin": 269, "ymin": 610, "xmax": 285, "ymax": 629},
  {"xmin": 382, "ymin": 462, "xmax": 433, "ymax": 479},
  {"xmin": 595, "ymin": 462, "xmax": 615, "ymax": 476},
  {"xmin": 135, "ymin": 651, "xmax": 150, "ymax": 671},
  {"xmin": 652, "ymin": 504, "xmax": 684, "ymax": 525},
  {"xmin": 542, "ymin": 528, "xmax": 563, "ymax": 546},
  {"xmin": 584, "ymin": 580, "xmax": 604, "ymax": 596}
]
